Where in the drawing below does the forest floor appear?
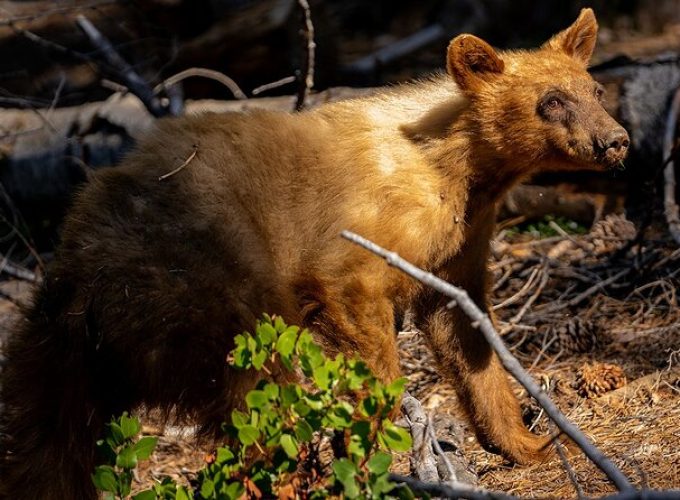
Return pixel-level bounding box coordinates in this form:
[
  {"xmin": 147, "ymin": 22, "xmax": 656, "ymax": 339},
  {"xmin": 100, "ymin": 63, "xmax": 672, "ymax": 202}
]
[{"xmin": 0, "ymin": 214, "xmax": 678, "ymax": 498}]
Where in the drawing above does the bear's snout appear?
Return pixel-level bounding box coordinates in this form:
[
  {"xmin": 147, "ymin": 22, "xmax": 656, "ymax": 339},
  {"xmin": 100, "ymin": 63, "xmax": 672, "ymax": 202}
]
[{"xmin": 595, "ymin": 127, "xmax": 629, "ymax": 168}]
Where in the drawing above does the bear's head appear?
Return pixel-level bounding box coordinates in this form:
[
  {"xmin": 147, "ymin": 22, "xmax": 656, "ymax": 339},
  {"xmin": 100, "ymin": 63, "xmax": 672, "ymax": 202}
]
[{"xmin": 447, "ymin": 8, "xmax": 629, "ymax": 172}]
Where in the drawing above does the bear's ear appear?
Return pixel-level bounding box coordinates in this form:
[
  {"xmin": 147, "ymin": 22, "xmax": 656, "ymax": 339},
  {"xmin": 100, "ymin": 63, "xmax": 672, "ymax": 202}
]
[
  {"xmin": 545, "ymin": 8, "xmax": 598, "ymax": 66},
  {"xmin": 447, "ymin": 34, "xmax": 504, "ymax": 93}
]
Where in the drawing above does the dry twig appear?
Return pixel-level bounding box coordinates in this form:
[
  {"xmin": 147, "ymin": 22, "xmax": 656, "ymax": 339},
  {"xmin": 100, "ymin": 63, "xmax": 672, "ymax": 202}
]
[
  {"xmin": 401, "ymin": 393, "xmax": 439, "ymax": 483},
  {"xmin": 158, "ymin": 146, "xmax": 199, "ymax": 182},
  {"xmin": 252, "ymin": 76, "xmax": 297, "ymax": 96},
  {"xmin": 295, "ymin": 0, "xmax": 316, "ymax": 111},
  {"xmin": 542, "ymin": 268, "xmax": 630, "ymax": 313},
  {"xmin": 389, "ymin": 474, "xmax": 517, "ymax": 500},
  {"xmin": 0, "ymin": 253, "xmax": 37, "ymax": 283},
  {"xmin": 341, "ymin": 230, "xmax": 635, "ymax": 493},
  {"xmin": 662, "ymin": 86, "xmax": 680, "ymax": 245},
  {"xmin": 76, "ymin": 15, "xmax": 167, "ymax": 118},
  {"xmin": 154, "ymin": 68, "xmax": 247, "ymax": 101}
]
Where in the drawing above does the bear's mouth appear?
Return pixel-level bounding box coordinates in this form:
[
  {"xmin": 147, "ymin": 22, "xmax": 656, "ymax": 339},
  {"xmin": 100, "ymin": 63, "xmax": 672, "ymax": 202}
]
[{"xmin": 595, "ymin": 146, "xmax": 628, "ymax": 171}]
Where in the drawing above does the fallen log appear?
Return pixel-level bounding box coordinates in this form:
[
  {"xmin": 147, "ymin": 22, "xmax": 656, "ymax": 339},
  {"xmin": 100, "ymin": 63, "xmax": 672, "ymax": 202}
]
[{"xmin": 1, "ymin": 51, "xmax": 678, "ymax": 230}]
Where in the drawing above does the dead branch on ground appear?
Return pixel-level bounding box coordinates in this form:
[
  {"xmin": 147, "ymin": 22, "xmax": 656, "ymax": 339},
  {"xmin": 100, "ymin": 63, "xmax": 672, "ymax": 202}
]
[
  {"xmin": 341, "ymin": 230, "xmax": 635, "ymax": 493},
  {"xmin": 389, "ymin": 474, "xmax": 517, "ymax": 500},
  {"xmin": 0, "ymin": 253, "xmax": 37, "ymax": 283},
  {"xmin": 401, "ymin": 393, "xmax": 439, "ymax": 483}
]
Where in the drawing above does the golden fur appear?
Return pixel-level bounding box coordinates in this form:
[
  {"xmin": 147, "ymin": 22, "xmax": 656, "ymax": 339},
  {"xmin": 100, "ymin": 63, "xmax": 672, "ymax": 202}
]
[{"xmin": 0, "ymin": 9, "xmax": 628, "ymax": 499}]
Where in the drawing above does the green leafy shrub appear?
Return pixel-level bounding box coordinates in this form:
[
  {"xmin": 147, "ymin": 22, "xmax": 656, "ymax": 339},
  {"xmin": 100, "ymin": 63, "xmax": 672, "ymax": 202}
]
[
  {"xmin": 93, "ymin": 316, "xmax": 414, "ymax": 499},
  {"xmin": 505, "ymin": 215, "xmax": 588, "ymax": 239},
  {"xmin": 93, "ymin": 413, "xmax": 191, "ymax": 500}
]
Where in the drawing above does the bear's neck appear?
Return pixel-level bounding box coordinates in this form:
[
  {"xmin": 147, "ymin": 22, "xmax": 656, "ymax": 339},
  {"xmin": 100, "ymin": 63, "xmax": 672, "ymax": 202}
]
[
  {"xmin": 450, "ymin": 118, "xmax": 531, "ymax": 203},
  {"xmin": 412, "ymin": 107, "xmax": 534, "ymax": 210},
  {"xmin": 353, "ymin": 76, "xmax": 535, "ymax": 221}
]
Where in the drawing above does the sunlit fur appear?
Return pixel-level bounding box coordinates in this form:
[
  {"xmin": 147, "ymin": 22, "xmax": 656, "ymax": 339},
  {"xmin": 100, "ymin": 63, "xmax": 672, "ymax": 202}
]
[{"xmin": 0, "ymin": 9, "xmax": 627, "ymax": 499}]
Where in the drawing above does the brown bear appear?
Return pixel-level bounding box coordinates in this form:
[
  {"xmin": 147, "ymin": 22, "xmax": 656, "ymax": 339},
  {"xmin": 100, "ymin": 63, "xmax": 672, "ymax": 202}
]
[{"xmin": 0, "ymin": 8, "xmax": 627, "ymax": 499}]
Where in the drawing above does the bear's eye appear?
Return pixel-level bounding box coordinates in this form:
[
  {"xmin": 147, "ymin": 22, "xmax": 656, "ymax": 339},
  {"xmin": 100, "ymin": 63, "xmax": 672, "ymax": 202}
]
[
  {"xmin": 538, "ymin": 92, "xmax": 568, "ymax": 122},
  {"xmin": 546, "ymin": 98, "xmax": 562, "ymax": 109},
  {"xmin": 595, "ymin": 85, "xmax": 605, "ymax": 101}
]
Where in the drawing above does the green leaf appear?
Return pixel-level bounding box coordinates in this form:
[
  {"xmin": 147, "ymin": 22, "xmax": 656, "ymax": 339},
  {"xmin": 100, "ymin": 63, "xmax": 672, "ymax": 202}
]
[
  {"xmin": 347, "ymin": 434, "xmax": 368, "ymax": 459},
  {"xmin": 295, "ymin": 330, "xmax": 315, "ymax": 355},
  {"xmin": 312, "ymin": 365, "xmax": 331, "ymax": 390},
  {"xmin": 273, "ymin": 315, "xmax": 287, "ymax": 332},
  {"xmin": 367, "ymin": 451, "xmax": 392, "ymax": 475},
  {"xmin": 115, "ymin": 445, "xmax": 138, "ymax": 469},
  {"xmin": 251, "ymin": 349, "xmax": 268, "ymax": 370},
  {"xmin": 332, "ymin": 459, "xmax": 360, "ymax": 498},
  {"xmin": 280, "ymin": 384, "xmax": 300, "ymax": 407},
  {"xmin": 293, "ymin": 400, "xmax": 311, "ymax": 416},
  {"xmin": 332, "ymin": 458, "xmax": 358, "ymax": 482},
  {"xmin": 379, "ymin": 420, "xmax": 412, "ymax": 452},
  {"xmin": 237, "ymin": 425, "xmax": 260, "ymax": 445},
  {"xmin": 247, "ymin": 335, "xmax": 257, "ymax": 352},
  {"xmin": 263, "ymin": 383, "xmax": 279, "ymax": 400},
  {"xmin": 257, "ymin": 321, "xmax": 277, "ymax": 345},
  {"xmin": 118, "ymin": 471, "xmax": 133, "ymax": 497},
  {"xmin": 200, "ymin": 478, "xmax": 215, "ymax": 498},
  {"xmin": 294, "ymin": 419, "xmax": 314, "ymax": 442},
  {"xmin": 371, "ymin": 473, "xmax": 398, "ymax": 497},
  {"xmin": 231, "ymin": 409, "xmax": 249, "ymax": 429},
  {"xmin": 303, "ymin": 394, "xmax": 324, "ymax": 411},
  {"xmin": 108, "ymin": 422, "xmax": 125, "ymax": 447},
  {"xmin": 385, "ymin": 377, "xmax": 407, "ymax": 398},
  {"xmin": 245, "ymin": 390, "xmax": 269, "ymax": 409},
  {"xmin": 275, "ymin": 328, "xmax": 298, "ymax": 358},
  {"xmin": 132, "ymin": 436, "xmax": 158, "ymax": 461},
  {"xmin": 120, "ymin": 413, "xmax": 141, "ymax": 439},
  {"xmin": 280, "ymin": 434, "xmax": 299, "ymax": 458},
  {"xmin": 92, "ymin": 466, "xmax": 118, "ymax": 493},
  {"xmin": 216, "ymin": 447, "xmax": 235, "ymax": 463},
  {"xmin": 326, "ymin": 402, "xmax": 353, "ymax": 429},
  {"xmin": 176, "ymin": 485, "xmax": 191, "ymax": 500},
  {"xmin": 361, "ymin": 396, "xmax": 379, "ymax": 416},
  {"xmin": 222, "ymin": 482, "xmax": 245, "ymax": 500},
  {"xmin": 348, "ymin": 421, "xmax": 371, "ymax": 459},
  {"xmin": 132, "ymin": 490, "xmax": 157, "ymax": 500},
  {"xmin": 305, "ymin": 344, "xmax": 325, "ymax": 370}
]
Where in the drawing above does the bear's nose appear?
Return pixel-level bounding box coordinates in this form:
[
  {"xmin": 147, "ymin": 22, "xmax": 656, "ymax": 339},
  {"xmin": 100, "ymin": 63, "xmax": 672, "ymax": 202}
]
[{"xmin": 605, "ymin": 128, "xmax": 630, "ymax": 153}]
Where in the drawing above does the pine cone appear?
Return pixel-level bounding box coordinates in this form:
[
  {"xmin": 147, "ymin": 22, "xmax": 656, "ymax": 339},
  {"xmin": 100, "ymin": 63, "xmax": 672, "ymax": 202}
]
[
  {"xmin": 575, "ymin": 362, "xmax": 627, "ymax": 398},
  {"xmin": 589, "ymin": 214, "xmax": 636, "ymax": 254},
  {"xmin": 556, "ymin": 317, "xmax": 599, "ymax": 354}
]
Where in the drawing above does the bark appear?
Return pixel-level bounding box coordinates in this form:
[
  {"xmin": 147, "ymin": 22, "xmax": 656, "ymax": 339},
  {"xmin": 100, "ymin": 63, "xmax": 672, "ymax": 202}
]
[{"xmin": 1, "ymin": 51, "xmax": 678, "ymax": 222}]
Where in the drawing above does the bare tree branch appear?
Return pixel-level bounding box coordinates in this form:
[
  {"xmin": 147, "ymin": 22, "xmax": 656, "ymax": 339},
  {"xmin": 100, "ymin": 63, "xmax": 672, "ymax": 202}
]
[
  {"xmin": 0, "ymin": 253, "xmax": 37, "ymax": 283},
  {"xmin": 427, "ymin": 414, "xmax": 459, "ymax": 484},
  {"xmin": 341, "ymin": 230, "xmax": 635, "ymax": 493},
  {"xmin": 154, "ymin": 68, "xmax": 247, "ymax": 101},
  {"xmin": 401, "ymin": 393, "xmax": 439, "ymax": 483},
  {"xmin": 662, "ymin": 86, "xmax": 680, "ymax": 245},
  {"xmin": 389, "ymin": 474, "xmax": 517, "ymax": 500},
  {"xmin": 75, "ymin": 14, "xmax": 167, "ymax": 118},
  {"xmin": 0, "ymin": 0, "xmax": 120, "ymax": 27},
  {"xmin": 252, "ymin": 75, "xmax": 297, "ymax": 96},
  {"xmin": 555, "ymin": 435, "xmax": 586, "ymax": 499},
  {"xmin": 295, "ymin": 0, "xmax": 315, "ymax": 111}
]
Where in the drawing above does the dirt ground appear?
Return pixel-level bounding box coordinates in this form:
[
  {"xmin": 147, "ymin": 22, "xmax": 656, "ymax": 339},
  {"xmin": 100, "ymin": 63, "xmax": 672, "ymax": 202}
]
[{"xmin": 0, "ymin": 214, "xmax": 679, "ymax": 498}]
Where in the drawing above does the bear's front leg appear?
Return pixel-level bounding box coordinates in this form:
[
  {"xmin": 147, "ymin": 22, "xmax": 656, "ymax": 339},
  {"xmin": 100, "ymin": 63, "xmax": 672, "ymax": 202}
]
[
  {"xmin": 416, "ymin": 303, "xmax": 554, "ymax": 464},
  {"xmin": 413, "ymin": 213, "xmax": 554, "ymax": 464}
]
